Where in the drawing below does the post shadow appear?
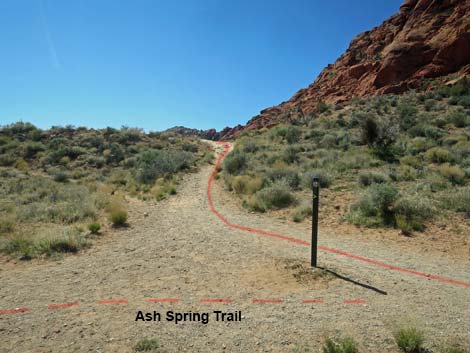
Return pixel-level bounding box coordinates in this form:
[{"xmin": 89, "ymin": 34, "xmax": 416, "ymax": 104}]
[{"xmin": 318, "ymin": 266, "xmax": 388, "ymax": 295}]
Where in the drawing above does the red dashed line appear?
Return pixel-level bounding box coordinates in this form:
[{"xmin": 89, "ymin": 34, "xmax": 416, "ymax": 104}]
[
  {"xmin": 209, "ymin": 142, "xmax": 470, "ymax": 288},
  {"xmin": 0, "ymin": 307, "xmax": 30, "ymax": 315},
  {"xmin": 344, "ymin": 299, "xmax": 366, "ymax": 304},
  {"xmin": 98, "ymin": 299, "xmax": 128, "ymax": 305},
  {"xmin": 147, "ymin": 298, "xmax": 180, "ymax": 303},
  {"xmin": 252, "ymin": 299, "xmax": 283, "ymax": 304},
  {"xmin": 48, "ymin": 301, "xmax": 80, "ymax": 309},
  {"xmin": 302, "ymin": 299, "xmax": 324, "ymax": 304},
  {"xmin": 199, "ymin": 299, "xmax": 233, "ymax": 303}
]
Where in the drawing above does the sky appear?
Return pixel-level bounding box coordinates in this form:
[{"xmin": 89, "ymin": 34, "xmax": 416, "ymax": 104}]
[{"xmin": 0, "ymin": 0, "xmax": 402, "ymax": 132}]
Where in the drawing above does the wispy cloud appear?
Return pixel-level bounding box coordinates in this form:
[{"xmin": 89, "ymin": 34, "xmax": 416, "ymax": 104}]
[{"xmin": 39, "ymin": 0, "xmax": 61, "ymax": 70}]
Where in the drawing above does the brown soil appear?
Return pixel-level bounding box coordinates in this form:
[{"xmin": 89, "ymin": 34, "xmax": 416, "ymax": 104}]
[{"xmin": 0, "ymin": 142, "xmax": 469, "ymax": 353}]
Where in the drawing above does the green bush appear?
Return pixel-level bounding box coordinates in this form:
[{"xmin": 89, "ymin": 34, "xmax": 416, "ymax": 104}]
[
  {"xmin": 0, "ymin": 216, "xmax": 15, "ymax": 235},
  {"xmin": 2, "ymin": 238, "xmax": 34, "ymax": 260},
  {"xmin": 88, "ymin": 223, "xmax": 101, "ymax": 234},
  {"xmin": 283, "ymin": 146, "xmax": 300, "ymax": 164},
  {"xmin": 394, "ymin": 195, "xmax": 434, "ymax": 232},
  {"xmin": 442, "ymin": 186, "xmax": 470, "ymax": 217},
  {"xmin": 231, "ymin": 175, "xmax": 263, "ymax": 195},
  {"xmin": 394, "ymin": 327, "xmax": 425, "ymax": 353},
  {"xmin": 457, "ymin": 95, "xmax": 470, "ymax": 108},
  {"xmin": 322, "ymin": 336, "xmax": 358, "ymax": 353},
  {"xmin": 349, "ymin": 183, "xmax": 399, "ymax": 226},
  {"xmin": 285, "ymin": 126, "xmax": 301, "ymax": 144},
  {"xmin": 54, "ymin": 171, "xmax": 69, "ymax": 183},
  {"xmin": 135, "ymin": 149, "xmax": 194, "ymax": 183},
  {"xmin": 438, "ymin": 164, "xmax": 465, "ymax": 184},
  {"xmin": 135, "ymin": 338, "xmax": 164, "ymax": 352},
  {"xmin": 303, "ymin": 170, "xmax": 333, "ymax": 188},
  {"xmin": 358, "ymin": 171, "xmax": 388, "ymax": 187},
  {"xmin": 291, "ymin": 202, "xmax": 312, "ymax": 222},
  {"xmin": 449, "ymin": 112, "xmax": 470, "ymax": 128},
  {"xmin": 267, "ymin": 169, "xmax": 300, "ymax": 189},
  {"xmin": 250, "ymin": 182, "xmax": 296, "ymax": 211},
  {"xmin": 425, "ymin": 147, "xmax": 453, "ymax": 164},
  {"xmin": 108, "ymin": 202, "xmax": 128, "ymax": 227},
  {"xmin": 223, "ymin": 150, "xmax": 247, "ymax": 175},
  {"xmin": 37, "ymin": 233, "xmax": 87, "ymax": 255}
]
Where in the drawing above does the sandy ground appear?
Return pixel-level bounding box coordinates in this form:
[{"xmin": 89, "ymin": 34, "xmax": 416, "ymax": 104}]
[{"xmin": 0, "ymin": 143, "xmax": 469, "ymax": 353}]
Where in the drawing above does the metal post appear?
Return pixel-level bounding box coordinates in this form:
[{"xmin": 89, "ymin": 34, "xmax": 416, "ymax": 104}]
[{"xmin": 311, "ymin": 176, "xmax": 320, "ymax": 267}]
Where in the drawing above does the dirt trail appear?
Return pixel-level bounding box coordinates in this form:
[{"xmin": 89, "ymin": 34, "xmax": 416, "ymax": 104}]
[{"xmin": 0, "ymin": 142, "xmax": 469, "ymax": 353}]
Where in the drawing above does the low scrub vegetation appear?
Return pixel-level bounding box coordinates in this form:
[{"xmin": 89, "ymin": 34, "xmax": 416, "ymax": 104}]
[
  {"xmin": 134, "ymin": 338, "xmax": 165, "ymax": 352},
  {"xmin": 394, "ymin": 326, "xmax": 425, "ymax": 353},
  {"xmin": 223, "ymin": 77, "xmax": 470, "ymax": 236},
  {"xmin": 0, "ymin": 123, "xmax": 209, "ymax": 259},
  {"xmin": 322, "ymin": 336, "xmax": 359, "ymax": 353}
]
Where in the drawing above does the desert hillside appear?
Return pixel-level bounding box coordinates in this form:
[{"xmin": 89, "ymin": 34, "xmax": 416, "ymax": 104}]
[{"xmin": 220, "ymin": 0, "xmax": 470, "ymax": 139}]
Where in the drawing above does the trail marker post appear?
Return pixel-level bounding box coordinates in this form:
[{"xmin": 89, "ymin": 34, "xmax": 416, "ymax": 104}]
[{"xmin": 311, "ymin": 176, "xmax": 320, "ymax": 267}]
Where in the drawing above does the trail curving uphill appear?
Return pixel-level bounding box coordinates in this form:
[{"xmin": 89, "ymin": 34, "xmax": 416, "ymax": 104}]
[{"xmin": 208, "ymin": 142, "xmax": 470, "ymax": 288}]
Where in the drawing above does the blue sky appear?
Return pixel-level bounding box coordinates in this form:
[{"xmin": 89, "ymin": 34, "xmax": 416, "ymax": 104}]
[{"xmin": 0, "ymin": 0, "xmax": 402, "ymax": 131}]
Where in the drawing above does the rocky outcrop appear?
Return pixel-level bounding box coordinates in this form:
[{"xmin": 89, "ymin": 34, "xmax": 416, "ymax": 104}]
[{"xmin": 219, "ymin": 0, "xmax": 470, "ymax": 139}]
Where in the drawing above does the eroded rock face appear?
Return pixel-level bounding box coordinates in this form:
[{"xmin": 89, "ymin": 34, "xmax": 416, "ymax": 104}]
[{"xmin": 220, "ymin": 0, "xmax": 470, "ymax": 139}]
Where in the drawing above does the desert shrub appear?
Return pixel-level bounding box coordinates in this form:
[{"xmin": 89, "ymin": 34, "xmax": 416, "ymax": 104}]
[
  {"xmin": 449, "ymin": 96, "xmax": 459, "ymax": 105},
  {"xmin": 302, "ymin": 170, "xmax": 333, "ymax": 188},
  {"xmin": 231, "ymin": 175, "xmax": 264, "ymax": 195},
  {"xmin": 223, "ymin": 150, "xmax": 247, "ymax": 175},
  {"xmin": 291, "ymin": 202, "xmax": 312, "ymax": 222},
  {"xmin": 135, "ymin": 149, "xmax": 194, "ymax": 183},
  {"xmin": 267, "ymin": 169, "xmax": 300, "ymax": 189},
  {"xmin": 449, "ymin": 112, "xmax": 470, "ymax": 128},
  {"xmin": 389, "ymin": 165, "xmax": 420, "ymax": 182},
  {"xmin": 400, "ymin": 156, "xmax": 423, "ymax": 169},
  {"xmin": 107, "ymin": 201, "xmax": 128, "ymax": 227},
  {"xmin": 358, "ymin": 171, "xmax": 388, "ymax": 187},
  {"xmin": 182, "ymin": 142, "xmax": 198, "ymax": 152},
  {"xmin": 240, "ymin": 139, "xmax": 258, "ymax": 153},
  {"xmin": 285, "ymin": 126, "xmax": 301, "ymax": 144},
  {"xmin": 394, "ymin": 326, "xmax": 425, "ymax": 353},
  {"xmin": 0, "ymin": 153, "xmax": 16, "ymax": 167},
  {"xmin": 441, "ymin": 186, "xmax": 470, "ymax": 217},
  {"xmin": 320, "ymin": 134, "xmax": 338, "ymax": 148},
  {"xmin": 317, "ymin": 101, "xmax": 330, "ymax": 113},
  {"xmin": 54, "ymin": 171, "xmax": 69, "ymax": 183},
  {"xmin": 37, "ymin": 232, "xmax": 87, "ymax": 256},
  {"xmin": 457, "ymin": 95, "xmax": 470, "ymax": 108},
  {"xmin": 3, "ymin": 177, "xmax": 98, "ymax": 224},
  {"xmin": 407, "ymin": 137, "xmax": 435, "ymax": 155},
  {"xmin": 425, "ymin": 147, "xmax": 453, "ymax": 164},
  {"xmin": 348, "ymin": 183, "xmax": 398, "ymax": 226},
  {"xmin": 15, "ymin": 159, "xmax": 28, "ymax": 172},
  {"xmin": 88, "ymin": 222, "xmax": 101, "ymax": 234},
  {"xmin": 283, "ymin": 146, "xmax": 300, "ymax": 164},
  {"xmin": 398, "ymin": 101, "xmax": 418, "ymax": 130},
  {"xmin": 438, "ymin": 164, "xmax": 465, "ymax": 184},
  {"xmin": 408, "ymin": 124, "xmax": 444, "ymax": 140},
  {"xmin": 322, "ymin": 336, "xmax": 358, "ymax": 353},
  {"xmin": 1, "ymin": 237, "xmax": 35, "ymax": 260},
  {"xmin": 394, "ymin": 195, "xmax": 434, "ymax": 232},
  {"xmin": 135, "ymin": 338, "xmax": 164, "ymax": 352},
  {"xmin": 23, "ymin": 142, "xmax": 46, "ymax": 158},
  {"xmin": 360, "ymin": 114, "xmax": 399, "ymax": 160},
  {"xmin": 424, "ymin": 99, "xmax": 436, "ymax": 111},
  {"xmin": 249, "ymin": 182, "xmax": 296, "ymax": 211},
  {"xmin": 0, "ymin": 216, "xmax": 15, "ymax": 234}
]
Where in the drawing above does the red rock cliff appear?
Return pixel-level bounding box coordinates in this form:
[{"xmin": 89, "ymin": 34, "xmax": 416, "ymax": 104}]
[{"xmin": 221, "ymin": 0, "xmax": 470, "ymax": 139}]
